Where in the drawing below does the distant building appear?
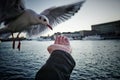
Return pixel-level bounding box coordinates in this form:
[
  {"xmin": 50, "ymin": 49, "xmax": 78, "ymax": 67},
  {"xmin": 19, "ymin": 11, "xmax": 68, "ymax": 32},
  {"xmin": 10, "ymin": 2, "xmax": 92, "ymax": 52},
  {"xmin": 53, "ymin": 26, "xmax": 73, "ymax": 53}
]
[
  {"xmin": 91, "ymin": 20, "xmax": 120, "ymax": 35},
  {"xmin": 79, "ymin": 30, "xmax": 97, "ymax": 37},
  {"xmin": 91, "ymin": 20, "xmax": 120, "ymax": 39}
]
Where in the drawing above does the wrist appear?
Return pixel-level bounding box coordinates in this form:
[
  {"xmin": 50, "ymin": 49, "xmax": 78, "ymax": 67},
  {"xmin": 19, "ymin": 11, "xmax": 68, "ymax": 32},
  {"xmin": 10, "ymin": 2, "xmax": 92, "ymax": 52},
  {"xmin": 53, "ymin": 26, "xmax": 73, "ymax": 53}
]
[{"xmin": 47, "ymin": 44, "xmax": 72, "ymax": 54}]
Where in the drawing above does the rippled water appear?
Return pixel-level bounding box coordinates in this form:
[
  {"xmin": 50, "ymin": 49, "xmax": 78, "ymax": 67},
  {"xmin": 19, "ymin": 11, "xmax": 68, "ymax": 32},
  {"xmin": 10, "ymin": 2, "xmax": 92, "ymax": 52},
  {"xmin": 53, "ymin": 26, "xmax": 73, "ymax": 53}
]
[{"xmin": 0, "ymin": 40, "xmax": 120, "ymax": 80}]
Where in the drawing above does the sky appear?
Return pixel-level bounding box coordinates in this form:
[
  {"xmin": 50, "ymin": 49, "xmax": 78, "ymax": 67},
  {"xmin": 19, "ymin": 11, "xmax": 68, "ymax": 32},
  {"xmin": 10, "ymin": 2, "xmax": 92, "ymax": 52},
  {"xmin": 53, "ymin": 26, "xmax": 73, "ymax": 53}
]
[{"xmin": 25, "ymin": 0, "xmax": 120, "ymax": 36}]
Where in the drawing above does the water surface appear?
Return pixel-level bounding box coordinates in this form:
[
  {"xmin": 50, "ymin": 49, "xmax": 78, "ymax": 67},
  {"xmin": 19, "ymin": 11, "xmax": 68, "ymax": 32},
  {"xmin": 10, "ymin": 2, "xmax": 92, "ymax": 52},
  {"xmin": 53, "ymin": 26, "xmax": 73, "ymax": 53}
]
[{"xmin": 0, "ymin": 40, "xmax": 120, "ymax": 80}]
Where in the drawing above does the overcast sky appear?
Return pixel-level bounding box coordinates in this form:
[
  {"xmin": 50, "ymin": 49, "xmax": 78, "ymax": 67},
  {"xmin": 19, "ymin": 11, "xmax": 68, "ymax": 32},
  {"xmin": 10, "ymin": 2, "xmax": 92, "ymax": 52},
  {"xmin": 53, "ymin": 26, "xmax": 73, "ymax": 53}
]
[{"xmin": 25, "ymin": 0, "xmax": 120, "ymax": 36}]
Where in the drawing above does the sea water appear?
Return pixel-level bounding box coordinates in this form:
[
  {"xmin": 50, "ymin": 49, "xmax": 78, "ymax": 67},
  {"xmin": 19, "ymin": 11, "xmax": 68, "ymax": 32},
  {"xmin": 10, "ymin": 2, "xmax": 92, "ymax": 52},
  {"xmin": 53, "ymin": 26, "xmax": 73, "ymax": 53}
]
[{"xmin": 0, "ymin": 40, "xmax": 120, "ymax": 80}]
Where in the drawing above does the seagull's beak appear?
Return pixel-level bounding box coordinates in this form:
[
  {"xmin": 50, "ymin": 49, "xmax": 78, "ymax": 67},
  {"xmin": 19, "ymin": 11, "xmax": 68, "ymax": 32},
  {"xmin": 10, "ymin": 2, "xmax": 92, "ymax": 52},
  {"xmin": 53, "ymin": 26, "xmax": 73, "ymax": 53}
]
[{"xmin": 47, "ymin": 24, "xmax": 53, "ymax": 30}]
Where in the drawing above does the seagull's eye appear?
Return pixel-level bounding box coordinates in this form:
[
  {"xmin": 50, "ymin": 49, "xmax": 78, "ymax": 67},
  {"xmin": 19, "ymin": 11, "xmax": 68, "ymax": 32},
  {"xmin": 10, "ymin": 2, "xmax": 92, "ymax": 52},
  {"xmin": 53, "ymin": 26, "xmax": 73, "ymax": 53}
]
[{"xmin": 44, "ymin": 19, "xmax": 46, "ymax": 22}]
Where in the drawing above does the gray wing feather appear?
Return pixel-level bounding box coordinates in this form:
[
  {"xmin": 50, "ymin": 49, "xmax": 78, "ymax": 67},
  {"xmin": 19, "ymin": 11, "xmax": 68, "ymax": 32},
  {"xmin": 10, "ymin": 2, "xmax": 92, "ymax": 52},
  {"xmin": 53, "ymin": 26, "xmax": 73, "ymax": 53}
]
[
  {"xmin": 0, "ymin": 0, "xmax": 25, "ymax": 24},
  {"xmin": 40, "ymin": 0, "xmax": 85, "ymax": 27}
]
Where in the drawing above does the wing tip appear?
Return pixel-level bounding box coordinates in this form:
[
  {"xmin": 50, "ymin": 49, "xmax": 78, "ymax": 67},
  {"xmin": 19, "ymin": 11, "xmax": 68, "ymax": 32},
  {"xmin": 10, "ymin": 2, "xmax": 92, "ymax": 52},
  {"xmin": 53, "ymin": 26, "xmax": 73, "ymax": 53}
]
[
  {"xmin": 75, "ymin": 0, "xmax": 86, "ymax": 12},
  {"xmin": 78, "ymin": 0, "xmax": 86, "ymax": 5}
]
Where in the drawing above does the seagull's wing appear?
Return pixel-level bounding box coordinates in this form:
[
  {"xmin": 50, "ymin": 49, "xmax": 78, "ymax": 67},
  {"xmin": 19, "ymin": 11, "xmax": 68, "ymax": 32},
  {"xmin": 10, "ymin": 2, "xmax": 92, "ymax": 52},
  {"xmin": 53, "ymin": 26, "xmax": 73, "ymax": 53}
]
[
  {"xmin": 0, "ymin": 0, "xmax": 25, "ymax": 25},
  {"xmin": 40, "ymin": 0, "xmax": 85, "ymax": 27}
]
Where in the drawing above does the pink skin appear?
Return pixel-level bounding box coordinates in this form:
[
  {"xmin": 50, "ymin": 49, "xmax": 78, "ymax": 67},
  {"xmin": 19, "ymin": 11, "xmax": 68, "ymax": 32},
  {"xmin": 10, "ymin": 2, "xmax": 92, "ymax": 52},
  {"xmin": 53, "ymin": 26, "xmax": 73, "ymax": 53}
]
[{"xmin": 47, "ymin": 35, "xmax": 72, "ymax": 54}]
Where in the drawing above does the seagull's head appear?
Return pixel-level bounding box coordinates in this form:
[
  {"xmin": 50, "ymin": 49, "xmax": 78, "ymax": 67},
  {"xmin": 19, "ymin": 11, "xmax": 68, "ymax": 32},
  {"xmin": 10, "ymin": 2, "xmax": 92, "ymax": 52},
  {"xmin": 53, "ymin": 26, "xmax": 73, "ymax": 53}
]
[{"xmin": 39, "ymin": 15, "xmax": 53, "ymax": 30}]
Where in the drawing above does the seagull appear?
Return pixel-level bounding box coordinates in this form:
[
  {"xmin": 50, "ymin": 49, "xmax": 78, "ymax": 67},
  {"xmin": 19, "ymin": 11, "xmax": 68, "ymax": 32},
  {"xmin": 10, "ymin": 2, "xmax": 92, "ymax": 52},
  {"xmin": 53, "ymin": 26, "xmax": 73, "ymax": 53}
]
[{"xmin": 0, "ymin": 0, "xmax": 85, "ymax": 51}]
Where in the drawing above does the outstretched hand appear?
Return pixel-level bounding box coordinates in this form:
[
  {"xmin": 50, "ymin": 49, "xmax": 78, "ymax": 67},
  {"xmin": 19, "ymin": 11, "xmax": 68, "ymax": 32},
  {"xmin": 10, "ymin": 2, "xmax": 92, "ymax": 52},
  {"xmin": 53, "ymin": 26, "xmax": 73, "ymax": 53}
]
[{"xmin": 47, "ymin": 36, "xmax": 72, "ymax": 54}]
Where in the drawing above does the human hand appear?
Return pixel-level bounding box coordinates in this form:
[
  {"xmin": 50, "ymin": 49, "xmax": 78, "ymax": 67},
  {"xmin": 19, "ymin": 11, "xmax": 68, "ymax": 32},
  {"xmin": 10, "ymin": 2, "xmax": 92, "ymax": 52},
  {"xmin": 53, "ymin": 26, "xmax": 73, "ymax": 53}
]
[{"xmin": 47, "ymin": 36, "xmax": 72, "ymax": 54}]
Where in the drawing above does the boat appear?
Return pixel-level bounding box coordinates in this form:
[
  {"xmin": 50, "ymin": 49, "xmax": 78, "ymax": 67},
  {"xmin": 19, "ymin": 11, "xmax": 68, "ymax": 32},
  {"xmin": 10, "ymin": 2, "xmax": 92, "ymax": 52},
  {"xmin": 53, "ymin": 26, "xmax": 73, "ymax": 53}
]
[{"xmin": 82, "ymin": 35, "xmax": 104, "ymax": 40}]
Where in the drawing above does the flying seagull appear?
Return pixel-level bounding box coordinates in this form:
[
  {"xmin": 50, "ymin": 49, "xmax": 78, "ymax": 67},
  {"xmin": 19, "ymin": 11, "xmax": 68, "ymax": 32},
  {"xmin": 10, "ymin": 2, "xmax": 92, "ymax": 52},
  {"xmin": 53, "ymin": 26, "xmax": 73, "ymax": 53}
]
[{"xmin": 0, "ymin": 0, "xmax": 85, "ymax": 51}]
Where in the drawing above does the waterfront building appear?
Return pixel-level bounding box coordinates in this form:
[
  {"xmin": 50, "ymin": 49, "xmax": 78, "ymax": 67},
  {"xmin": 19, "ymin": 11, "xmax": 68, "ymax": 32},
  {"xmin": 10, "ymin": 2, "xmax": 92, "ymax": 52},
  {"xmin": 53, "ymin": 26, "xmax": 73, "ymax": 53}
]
[
  {"xmin": 79, "ymin": 30, "xmax": 97, "ymax": 37},
  {"xmin": 91, "ymin": 20, "xmax": 120, "ymax": 35},
  {"xmin": 91, "ymin": 20, "xmax": 120, "ymax": 39}
]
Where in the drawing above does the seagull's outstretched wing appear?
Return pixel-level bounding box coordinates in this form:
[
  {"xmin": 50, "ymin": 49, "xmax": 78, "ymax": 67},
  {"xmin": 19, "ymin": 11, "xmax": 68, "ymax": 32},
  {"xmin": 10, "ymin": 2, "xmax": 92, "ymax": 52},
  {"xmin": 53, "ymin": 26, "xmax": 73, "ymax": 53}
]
[
  {"xmin": 40, "ymin": 0, "xmax": 85, "ymax": 26},
  {"xmin": 0, "ymin": 0, "xmax": 25, "ymax": 25}
]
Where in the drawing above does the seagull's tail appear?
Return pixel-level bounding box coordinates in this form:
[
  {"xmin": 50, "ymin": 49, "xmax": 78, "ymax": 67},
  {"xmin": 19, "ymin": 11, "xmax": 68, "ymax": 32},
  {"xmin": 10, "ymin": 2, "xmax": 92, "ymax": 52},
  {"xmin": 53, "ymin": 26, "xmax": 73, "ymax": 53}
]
[
  {"xmin": 0, "ymin": 27, "xmax": 11, "ymax": 39},
  {"xmin": 0, "ymin": 33, "xmax": 11, "ymax": 39},
  {"xmin": 0, "ymin": 27, "xmax": 8, "ymax": 34}
]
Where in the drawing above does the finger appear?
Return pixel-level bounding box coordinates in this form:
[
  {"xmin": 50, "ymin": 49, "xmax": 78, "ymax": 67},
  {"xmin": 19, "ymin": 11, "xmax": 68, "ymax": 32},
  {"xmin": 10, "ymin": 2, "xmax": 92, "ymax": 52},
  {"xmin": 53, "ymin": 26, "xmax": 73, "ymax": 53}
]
[
  {"xmin": 54, "ymin": 35, "xmax": 59, "ymax": 44},
  {"xmin": 59, "ymin": 35, "xmax": 63, "ymax": 44},
  {"xmin": 64, "ymin": 37, "xmax": 70, "ymax": 45},
  {"xmin": 62, "ymin": 36, "xmax": 66, "ymax": 45},
  {"xmin": 57, "ymin": 35, "xmax": 61, "ymax": 44},
  {"xmin": 60, "ymin": 36, "xmax": 64, "ymax": 45}
]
